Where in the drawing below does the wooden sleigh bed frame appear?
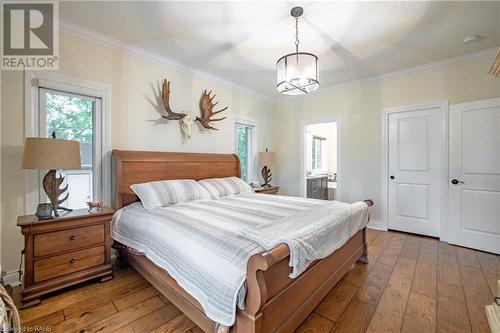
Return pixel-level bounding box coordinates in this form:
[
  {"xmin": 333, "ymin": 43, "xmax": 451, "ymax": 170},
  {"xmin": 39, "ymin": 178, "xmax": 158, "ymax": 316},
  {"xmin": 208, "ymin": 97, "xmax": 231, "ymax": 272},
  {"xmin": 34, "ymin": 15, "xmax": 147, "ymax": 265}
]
[{"xmin": 112, "ymin": 150, "xmax": 372, "ymax": 333}]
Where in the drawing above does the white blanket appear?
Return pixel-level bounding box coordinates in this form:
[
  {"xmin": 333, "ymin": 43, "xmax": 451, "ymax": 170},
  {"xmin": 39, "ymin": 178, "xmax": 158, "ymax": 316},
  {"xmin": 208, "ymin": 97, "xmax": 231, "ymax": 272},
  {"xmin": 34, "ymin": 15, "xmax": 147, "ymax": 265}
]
[
  {"xmin": 241, "ymin": 201, "xmax": 369, "ymax": 277},
  {"xmin": 112, "ymin": 194, "xmax": 369, "ymax": 326}
]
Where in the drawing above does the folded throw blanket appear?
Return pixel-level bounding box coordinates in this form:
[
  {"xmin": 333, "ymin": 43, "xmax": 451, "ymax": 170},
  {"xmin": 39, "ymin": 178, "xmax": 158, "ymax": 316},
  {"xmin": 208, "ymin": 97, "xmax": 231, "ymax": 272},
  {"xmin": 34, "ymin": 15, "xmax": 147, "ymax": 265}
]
[{"xmin": 241, "ymin": 201, "xmax": 369, "ymax": 278}]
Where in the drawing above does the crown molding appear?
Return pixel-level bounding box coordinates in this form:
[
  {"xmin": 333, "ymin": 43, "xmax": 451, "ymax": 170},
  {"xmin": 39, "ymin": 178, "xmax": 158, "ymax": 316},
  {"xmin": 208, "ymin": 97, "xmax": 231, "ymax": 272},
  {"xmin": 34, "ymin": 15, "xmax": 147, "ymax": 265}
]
[
  {"xmin": 58, "ymin": 19, "xmax": 274, "ymax": 102},
  {"xmin": 59, "ymin": 18, "xmax": 497, "ymax": 102},
  {"xmin": 277, "ymin": 47, "xmax": 498, "ymax": 99}
]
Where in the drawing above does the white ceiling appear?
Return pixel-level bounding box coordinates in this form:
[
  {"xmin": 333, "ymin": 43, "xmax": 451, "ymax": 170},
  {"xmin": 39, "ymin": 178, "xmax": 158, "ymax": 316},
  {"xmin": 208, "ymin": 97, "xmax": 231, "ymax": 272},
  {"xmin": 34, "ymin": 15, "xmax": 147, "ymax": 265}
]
[{"xmin": 60, "ymin": 1, "xmax": 500, "ymax": 97}]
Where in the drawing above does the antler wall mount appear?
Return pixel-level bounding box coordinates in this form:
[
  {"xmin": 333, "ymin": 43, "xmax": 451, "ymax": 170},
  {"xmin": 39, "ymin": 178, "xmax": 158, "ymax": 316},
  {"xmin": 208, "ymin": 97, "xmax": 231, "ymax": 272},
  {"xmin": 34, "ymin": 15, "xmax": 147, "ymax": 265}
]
[
  {"xmin": 197, "ymin": 90, "xmax": 228, "ymax": 131},
  {"xmin": 160, "ymin": 79, "xmax": 228, "ymax": 141},
  {"xmin": 161, "ymin": 79, "xmax": 187, "ymax": 121}
]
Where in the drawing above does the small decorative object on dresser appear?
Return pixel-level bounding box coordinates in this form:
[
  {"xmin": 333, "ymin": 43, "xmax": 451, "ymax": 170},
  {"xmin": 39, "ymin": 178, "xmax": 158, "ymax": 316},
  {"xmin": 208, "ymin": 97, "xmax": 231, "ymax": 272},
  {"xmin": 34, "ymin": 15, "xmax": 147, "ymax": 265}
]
[
  {"xmin": 17, "ymin": 207, "xmax": 114, "ymax": 308},
  {"xmin": 86, "ymin": 201, "xmax": 104, "ymax": 212},
  {"xmin": 258, "ymin": 148, "xmax": 276, "ymax": 187},
  {"xmin": 254, "ymin": 185, "xmax": 280, "ymax": 195},
  {"xmin": 21, "ymin": 133, "xmax": 81, "ymax": 218}
]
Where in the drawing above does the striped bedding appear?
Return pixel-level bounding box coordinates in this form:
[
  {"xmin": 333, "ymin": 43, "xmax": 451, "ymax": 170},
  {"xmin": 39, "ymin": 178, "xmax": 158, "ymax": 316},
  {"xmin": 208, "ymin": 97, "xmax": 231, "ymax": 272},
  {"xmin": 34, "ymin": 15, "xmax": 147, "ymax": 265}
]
[{"xmin": 111, "ymin": 193, "xmax": 369, "ymax": 326}]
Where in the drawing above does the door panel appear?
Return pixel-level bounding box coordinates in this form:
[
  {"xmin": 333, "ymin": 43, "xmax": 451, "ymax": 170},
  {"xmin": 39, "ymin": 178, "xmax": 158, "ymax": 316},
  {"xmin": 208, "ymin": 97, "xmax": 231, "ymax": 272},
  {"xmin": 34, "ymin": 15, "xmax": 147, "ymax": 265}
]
[
  {"xmin": 462, "ymin": 109, "xmax": 499, "ymax": 174},
  {"xmin": 449, "ymin": 98, "xmax": 500, "ymax": 254},
  {"xmin": 388, "ymin": 107, "xmax": 443, "ymax": 237},
  {"xmin": 461, "ymin": 190, "xmax": 500, "ymax": 235},
  {"xmin": 398, "ymin": 117, "xmax": 429, "ymax": 171},
  {"xmin": 397, "ymin": 183, "xmax": 429, "ymax": 219}
]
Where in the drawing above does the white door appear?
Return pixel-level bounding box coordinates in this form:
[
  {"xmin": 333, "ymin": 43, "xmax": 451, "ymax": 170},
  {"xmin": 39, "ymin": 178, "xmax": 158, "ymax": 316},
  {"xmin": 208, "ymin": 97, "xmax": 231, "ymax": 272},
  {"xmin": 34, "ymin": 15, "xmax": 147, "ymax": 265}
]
[
  {"xmin": 449, "ymin": 98, "xmax": 500, "ymax": 254},
  {"xmin": 388, "ymin": 105, "xmax": 444, "ymax": 237}
]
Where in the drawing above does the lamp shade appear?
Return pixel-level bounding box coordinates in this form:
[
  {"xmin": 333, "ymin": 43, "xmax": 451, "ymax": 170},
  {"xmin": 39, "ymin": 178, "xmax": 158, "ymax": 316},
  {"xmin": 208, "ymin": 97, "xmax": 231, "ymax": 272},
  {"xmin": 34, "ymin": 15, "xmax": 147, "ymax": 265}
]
[
  {"xmin": 259, "ymin": 151, "xmax": 276, "ymax": 167},
  {"xmin": 276, "ymin": 52, "xmax": 319, "ymax": 95},
  {"xmin": 22, "ymin": 137, "xmax": 81, "ymax": 170}
]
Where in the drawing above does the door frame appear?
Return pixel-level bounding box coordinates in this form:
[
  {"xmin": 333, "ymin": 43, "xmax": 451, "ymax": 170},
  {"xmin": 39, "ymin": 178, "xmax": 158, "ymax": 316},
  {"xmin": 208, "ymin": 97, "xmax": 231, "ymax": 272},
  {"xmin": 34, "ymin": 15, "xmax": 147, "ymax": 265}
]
[
  {"xmin": 381, "ymin": 101, "xmax": 449, "ymax": 240},
  {"xmin": 300, "ymin": 116, "xmax": 341, "ymax": 199}
]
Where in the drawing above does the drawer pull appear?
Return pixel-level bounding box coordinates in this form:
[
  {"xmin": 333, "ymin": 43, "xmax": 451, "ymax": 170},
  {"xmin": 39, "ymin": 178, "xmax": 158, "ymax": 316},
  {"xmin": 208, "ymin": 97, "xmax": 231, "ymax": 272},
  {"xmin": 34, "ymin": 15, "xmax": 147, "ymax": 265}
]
[
  {"xmin": 70, "ymin": 235, "xmax": 76, "ymax": 240},
  {"xmin": 69, "ymin": 258, "xmax": 76, "ymax": 264}
]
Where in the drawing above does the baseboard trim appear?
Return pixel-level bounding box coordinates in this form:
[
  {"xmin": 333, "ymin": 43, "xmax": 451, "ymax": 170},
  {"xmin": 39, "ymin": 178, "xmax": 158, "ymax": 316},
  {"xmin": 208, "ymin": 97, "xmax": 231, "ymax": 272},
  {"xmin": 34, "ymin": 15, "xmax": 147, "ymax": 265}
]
[
  {"xmin": 2, "ymin": 270, "xmax": 21, "ymax": 287},
  {"xmin": 367, "ymin": 220, "xmax": 387, "ymax": 231}
]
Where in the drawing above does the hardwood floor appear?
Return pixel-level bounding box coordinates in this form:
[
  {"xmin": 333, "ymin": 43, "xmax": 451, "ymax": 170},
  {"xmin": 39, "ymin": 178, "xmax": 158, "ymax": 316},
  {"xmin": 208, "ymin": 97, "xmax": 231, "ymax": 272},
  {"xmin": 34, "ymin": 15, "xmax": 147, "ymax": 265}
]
[{"xmin": 17, "ymin": 229, "xmax": 498, "ymax": 333}]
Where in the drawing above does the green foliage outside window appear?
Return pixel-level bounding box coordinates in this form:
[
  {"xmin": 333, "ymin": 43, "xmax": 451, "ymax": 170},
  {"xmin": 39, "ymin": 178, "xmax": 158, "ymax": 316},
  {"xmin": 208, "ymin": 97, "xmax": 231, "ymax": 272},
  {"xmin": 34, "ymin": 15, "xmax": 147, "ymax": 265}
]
[
  {"xmin": 236, "ymin": 124, "xmax": 249, "ymax": 182},
  {"xmin": 45, "ymin": 93, "xmax": 93, "ymax": 143}
]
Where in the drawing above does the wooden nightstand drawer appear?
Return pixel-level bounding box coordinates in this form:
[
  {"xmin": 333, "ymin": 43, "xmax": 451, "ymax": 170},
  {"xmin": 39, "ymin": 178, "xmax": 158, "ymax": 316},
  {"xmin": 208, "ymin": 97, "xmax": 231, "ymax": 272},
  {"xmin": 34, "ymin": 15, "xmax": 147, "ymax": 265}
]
[
  {"xmin": 18, "ymin": 207, "xmax": 114, "ymax": 307},
  {"xmin": 34, "ymin": 224, "xmax": 104, "ymax": 257},
  {"xmin": 34, "ymin": 246, "xmax": 105, "ymax": 282}
]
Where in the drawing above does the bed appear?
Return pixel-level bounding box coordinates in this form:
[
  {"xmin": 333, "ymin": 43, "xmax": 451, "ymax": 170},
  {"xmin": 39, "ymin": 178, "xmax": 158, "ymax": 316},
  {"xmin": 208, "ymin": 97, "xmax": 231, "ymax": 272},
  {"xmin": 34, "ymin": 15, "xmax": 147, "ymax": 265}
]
[{"xmin": 111, "ymin": 150, "xmax": 373, "ymax": 333}]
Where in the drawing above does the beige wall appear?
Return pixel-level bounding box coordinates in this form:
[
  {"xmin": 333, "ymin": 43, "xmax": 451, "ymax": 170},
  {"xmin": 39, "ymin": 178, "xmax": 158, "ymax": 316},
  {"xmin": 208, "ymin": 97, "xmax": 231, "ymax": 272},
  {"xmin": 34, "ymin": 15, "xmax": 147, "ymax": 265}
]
[
  {"xmin": 0, "ymin": 32, "xmax": 274, "ymax": 276},
  {"xmin": 274, "ymin": 56, "xmax": 500, "ymax": 226}
]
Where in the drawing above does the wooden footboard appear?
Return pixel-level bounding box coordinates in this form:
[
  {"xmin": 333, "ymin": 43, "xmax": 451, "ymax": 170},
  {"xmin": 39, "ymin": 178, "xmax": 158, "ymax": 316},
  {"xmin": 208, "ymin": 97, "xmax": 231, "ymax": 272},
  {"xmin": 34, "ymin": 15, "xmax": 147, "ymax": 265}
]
[
  {"xmin": 237, "ymin": 228, "xmax": 367, "ymax": 333},
  {"xmin": 115, "ymin": 227, "xmax": 368, "ymax": 333}
]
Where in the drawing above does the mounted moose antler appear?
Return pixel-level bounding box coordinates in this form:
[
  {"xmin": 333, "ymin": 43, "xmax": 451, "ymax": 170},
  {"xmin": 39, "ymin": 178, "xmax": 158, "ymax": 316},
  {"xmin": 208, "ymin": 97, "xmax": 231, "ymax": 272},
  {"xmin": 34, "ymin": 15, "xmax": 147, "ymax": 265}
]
[
  {"xmin": 196, "ymin": 90, "xmax": 228, "ymax": 130},
  {"xmin": 161, "ymin": 79, "xmax": 186, "ymax": 120}
]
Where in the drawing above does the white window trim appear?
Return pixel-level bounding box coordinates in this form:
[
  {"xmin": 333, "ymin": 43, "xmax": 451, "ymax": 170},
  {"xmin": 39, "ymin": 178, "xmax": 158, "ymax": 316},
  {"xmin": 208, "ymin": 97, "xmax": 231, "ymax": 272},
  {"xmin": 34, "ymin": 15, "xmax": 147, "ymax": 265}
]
[
  {"xmin": 24, "ymin": 70, "xmax": 112, "ymax": 214},
  {"xmin": 233, "ymin": 116, "xmax": 258, "ymax": 185}
]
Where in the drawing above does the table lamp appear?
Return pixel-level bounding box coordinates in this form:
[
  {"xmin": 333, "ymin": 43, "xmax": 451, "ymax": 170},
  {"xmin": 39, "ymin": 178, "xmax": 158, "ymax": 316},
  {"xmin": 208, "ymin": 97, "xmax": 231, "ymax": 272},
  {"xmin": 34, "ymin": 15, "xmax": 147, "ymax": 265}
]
[
  {"xmin": 258, "ymin": 148, "xmax": 276, "ymax": 187},
  {"xmin": 21, "ymin": 135, "xmax": 81, "ymax": 218}
]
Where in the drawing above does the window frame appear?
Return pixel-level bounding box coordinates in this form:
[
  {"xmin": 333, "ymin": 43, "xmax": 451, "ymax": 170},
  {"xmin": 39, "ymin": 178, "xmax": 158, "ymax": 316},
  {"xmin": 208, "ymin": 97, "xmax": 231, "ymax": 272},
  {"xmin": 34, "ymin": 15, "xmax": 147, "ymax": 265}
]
[
  {"xmin": 38, "ymin": 88, "xmax": 100, "ymax": 208},
  {"xmin": 234, "ymin": 117, "xmax": 257, "ymax": 184},
  {"xmin": 311, "ymin": 135, "xmax": 327, "ymax": 172},
  {"xmin": 24, "ymin": 71, "xmax": 112, "ymax": 213}
]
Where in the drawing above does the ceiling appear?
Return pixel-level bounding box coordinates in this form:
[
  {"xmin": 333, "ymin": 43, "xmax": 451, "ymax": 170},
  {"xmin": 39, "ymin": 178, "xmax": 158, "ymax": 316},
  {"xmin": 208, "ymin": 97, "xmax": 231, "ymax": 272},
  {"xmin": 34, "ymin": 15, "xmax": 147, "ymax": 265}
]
[{"xmin": 60, "ymin": 1, "xmax": 500, "ymax": 97}]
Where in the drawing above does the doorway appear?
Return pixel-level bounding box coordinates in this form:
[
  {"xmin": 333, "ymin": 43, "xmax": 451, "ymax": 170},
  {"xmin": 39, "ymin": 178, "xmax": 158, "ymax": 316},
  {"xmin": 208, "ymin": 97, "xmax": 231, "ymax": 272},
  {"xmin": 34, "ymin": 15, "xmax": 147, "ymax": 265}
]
[
  {"xmin": 382, "ymin": 102, "xmax": 448, "ymax": 238},
  {"xmin": 301, "ymin": 119, "xmax": 340, "ymax": 200}
]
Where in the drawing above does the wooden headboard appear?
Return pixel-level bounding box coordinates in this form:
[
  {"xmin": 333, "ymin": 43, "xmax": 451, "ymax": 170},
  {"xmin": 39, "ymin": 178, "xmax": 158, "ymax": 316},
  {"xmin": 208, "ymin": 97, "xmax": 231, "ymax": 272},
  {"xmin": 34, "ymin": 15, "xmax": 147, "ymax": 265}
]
[{"xmin": 113, "ymin": 150, "xmax": 241, "ymax": 208}]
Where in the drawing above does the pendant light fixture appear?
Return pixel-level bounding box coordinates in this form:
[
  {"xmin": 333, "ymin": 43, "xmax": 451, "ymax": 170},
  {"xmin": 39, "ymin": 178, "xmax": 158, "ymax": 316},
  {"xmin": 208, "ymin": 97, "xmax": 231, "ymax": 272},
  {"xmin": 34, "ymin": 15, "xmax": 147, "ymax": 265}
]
[{"xmin": 276, "ymin": 7, "xmax": 319, "ymax": 95}]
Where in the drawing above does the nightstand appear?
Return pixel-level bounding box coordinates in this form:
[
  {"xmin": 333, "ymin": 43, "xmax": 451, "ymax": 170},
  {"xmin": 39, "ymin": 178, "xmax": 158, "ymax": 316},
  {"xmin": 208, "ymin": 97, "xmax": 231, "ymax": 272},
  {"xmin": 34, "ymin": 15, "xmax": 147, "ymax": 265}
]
[
  {"xmin": 17, "ymin": 207, "xmax": 114, "ymax": 308},
  {"xmin": 254, "ymin": 185, "xmax": 280, "ymax": 195}
]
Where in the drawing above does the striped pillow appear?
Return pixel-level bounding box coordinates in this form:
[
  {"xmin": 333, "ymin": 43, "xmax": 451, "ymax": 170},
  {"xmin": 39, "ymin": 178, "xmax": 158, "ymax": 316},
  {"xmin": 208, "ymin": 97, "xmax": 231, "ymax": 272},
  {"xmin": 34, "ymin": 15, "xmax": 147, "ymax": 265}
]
[
  {"xmin": 130, "ymin": 179, "xmax": 211, "ymax": 210},
  {"xmin": 198, "ymin": 177, "xmax": 253, "ymax": 199}
]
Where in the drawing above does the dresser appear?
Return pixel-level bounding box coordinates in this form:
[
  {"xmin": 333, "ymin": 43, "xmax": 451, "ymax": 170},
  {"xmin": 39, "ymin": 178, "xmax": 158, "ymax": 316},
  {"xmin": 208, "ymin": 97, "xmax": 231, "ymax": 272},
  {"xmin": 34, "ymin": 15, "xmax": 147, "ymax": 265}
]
[
  {"xmin": 17, "ymin": 207, "xmax": 114, "ymax": 308},
  {"xmin": 307, "ymin": 176, "xmax": 328, "ymax": 200}
]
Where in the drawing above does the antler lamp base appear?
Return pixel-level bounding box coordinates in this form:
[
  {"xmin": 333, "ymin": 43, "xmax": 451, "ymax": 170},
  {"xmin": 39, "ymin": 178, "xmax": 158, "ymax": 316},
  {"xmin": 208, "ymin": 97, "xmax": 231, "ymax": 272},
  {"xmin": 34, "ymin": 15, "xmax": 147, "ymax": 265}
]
[
  {"xmin": 261, "ymin": 166, "xmax": 273, "ymax": 187},
  {"xmin": 42, "ymin": 169, "xmax": 72, "ymax": 218}
]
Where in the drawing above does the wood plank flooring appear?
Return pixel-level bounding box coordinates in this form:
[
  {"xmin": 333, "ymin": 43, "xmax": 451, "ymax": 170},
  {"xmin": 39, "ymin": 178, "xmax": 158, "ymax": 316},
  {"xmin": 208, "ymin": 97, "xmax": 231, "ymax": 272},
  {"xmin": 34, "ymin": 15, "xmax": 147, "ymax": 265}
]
[{"xmin": 18, "ymin": 229, "xmax": 498, "ymax": 333}]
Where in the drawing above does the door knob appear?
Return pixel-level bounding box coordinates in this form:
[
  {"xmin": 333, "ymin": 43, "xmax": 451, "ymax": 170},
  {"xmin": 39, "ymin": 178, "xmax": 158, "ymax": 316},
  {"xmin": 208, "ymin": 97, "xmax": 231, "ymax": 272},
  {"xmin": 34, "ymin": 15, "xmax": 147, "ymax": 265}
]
[
  {"xmin": 390, "ymin": 175, "xmax": 395, "ymax": 180},
  {"xmin": 451, "ymin": 179, "xmax": 465, "ymax": 185}
]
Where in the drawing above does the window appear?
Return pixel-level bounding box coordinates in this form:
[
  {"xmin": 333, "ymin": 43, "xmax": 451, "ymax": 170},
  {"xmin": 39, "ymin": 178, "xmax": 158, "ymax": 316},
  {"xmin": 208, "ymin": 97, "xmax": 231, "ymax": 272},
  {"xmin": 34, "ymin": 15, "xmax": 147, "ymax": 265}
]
[
  {"xmin": 235, "ymin": 121, "xmax": 255, "ymax": 183},
  {"xmin": 39, "ymin": 88, "xmax": 101, "ymax": 209},
  {"xmin": 25, "ymin": 71, "xmax": 111, "ymax": 214},
  {"xmin": 311, "ymin": 135, "xmax": 327, "ymax": 171}
]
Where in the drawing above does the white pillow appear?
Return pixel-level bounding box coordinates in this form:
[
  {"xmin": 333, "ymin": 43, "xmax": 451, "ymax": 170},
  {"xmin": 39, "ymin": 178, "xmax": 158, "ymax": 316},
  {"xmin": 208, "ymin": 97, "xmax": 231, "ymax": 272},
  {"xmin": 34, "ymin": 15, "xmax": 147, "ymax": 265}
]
[
  {"xmin": 198, "ymin": 176, "xmax": 253, "ymax": 199},
  {"xmin": 130, "ymin": 179, "xmax": 211, "ymax": 210}
]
